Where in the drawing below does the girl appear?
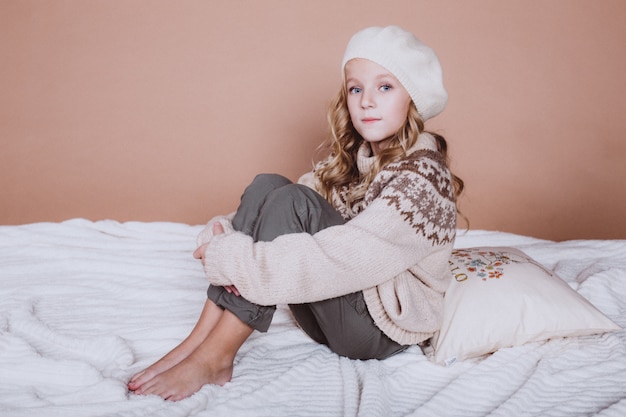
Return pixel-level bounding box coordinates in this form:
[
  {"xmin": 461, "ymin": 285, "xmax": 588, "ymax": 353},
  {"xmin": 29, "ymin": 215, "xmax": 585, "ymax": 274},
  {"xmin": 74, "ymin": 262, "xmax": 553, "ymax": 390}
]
[{"xmin": 128, "ymin": 25, "xmax": 463, "ymax": 401}]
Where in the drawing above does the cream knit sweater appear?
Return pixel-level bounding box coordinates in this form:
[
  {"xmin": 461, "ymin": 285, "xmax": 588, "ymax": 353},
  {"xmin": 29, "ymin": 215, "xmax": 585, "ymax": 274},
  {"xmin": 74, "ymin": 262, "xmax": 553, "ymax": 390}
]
[{"xmin": 200, "ymin": 133, "xmax": 457, "ymax": 345}]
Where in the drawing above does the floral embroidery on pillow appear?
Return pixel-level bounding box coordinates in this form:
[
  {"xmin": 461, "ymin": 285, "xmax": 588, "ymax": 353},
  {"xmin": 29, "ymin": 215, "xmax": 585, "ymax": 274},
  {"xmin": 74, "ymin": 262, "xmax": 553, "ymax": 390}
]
[{"xmin": 449, "ymin": 248, "xmax": 530, "ymax": 282}]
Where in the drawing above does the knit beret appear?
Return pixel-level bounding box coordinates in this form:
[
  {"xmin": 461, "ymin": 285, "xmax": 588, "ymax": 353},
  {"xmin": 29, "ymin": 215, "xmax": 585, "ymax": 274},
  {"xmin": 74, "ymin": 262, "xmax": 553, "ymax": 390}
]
[{"xmin": 342, "ymin": 26, "xmax": 448, "ymax": 121}]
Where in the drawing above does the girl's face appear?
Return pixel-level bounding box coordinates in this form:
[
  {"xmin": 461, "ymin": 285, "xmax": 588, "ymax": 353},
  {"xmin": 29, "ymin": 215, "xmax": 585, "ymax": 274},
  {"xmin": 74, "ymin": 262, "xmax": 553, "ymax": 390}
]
[{"xmin": 344, "ymin": 58, "xmax": 411, "ymax": 155}]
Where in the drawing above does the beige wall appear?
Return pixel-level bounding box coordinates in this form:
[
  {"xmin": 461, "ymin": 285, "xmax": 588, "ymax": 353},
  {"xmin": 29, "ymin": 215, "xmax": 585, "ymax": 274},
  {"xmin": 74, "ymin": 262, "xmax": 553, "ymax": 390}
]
[{"xmin": 2, "ymin": 0, "xmax": 625, "ymax": 241}]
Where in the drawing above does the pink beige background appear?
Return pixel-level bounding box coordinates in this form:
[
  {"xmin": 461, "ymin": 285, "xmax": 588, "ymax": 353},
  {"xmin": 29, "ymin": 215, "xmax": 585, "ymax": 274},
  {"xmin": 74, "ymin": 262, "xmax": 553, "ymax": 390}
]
[{"xmin": 2, "ymin": 0, "xmax": 625, "ymax": 240}]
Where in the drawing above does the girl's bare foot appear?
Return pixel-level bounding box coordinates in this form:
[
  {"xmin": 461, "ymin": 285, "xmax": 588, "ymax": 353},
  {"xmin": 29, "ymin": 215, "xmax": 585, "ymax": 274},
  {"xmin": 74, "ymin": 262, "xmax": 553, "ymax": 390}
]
[
  {"xmin": 131, "ymin": 349, "xmax": 234, "ymax": 401},
  {"xmin": 128, "ymin": 347, "xmax": 192, "ymax": 392},
  {"xmin": 131, "ymin": 308, "xmax": 253, "ymax": 401},
  {"xmin": 128, "ymin": 300, "xmax": 224, "ymax": 392}
]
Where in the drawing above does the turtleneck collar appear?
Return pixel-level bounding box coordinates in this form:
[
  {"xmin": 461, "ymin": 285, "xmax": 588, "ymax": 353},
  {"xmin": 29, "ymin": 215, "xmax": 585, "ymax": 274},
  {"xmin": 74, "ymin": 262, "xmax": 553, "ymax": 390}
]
[{"xmin": 356, "ymin": 132, "xmax": 438, "ymax": 175}]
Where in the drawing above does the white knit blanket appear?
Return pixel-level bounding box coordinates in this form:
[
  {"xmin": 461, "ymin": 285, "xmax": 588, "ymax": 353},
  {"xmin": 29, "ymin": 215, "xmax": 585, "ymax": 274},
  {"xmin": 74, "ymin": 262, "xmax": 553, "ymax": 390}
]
[{"xmin": 1, "ymin": 219, "xmax": 625, "ymax": 416}]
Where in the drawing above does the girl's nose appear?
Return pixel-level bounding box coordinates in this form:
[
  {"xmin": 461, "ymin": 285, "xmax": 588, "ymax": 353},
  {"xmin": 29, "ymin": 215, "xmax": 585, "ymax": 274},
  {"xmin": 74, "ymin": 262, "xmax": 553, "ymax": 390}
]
[{"xmin": 360, "ymin": 91, "xmax": 375, "ymax": 108}]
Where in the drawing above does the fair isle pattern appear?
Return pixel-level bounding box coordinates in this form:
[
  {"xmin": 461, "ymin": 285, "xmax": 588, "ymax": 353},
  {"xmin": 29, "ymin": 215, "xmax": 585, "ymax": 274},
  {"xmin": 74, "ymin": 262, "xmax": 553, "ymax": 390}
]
[
  {"xmin": 327, "ymin": 149, "xmax": 456, "ymax": 244},
  {"xmin": 311, "ymin": 158, "xmax": 367, "ymax": 221},
  {"xmin": 329, "ymin": 186, "xmax": 367, "ymax": 221},
  {"xmin": 374, "ymin": 150, "xmax": 456, "ymax": 244}
]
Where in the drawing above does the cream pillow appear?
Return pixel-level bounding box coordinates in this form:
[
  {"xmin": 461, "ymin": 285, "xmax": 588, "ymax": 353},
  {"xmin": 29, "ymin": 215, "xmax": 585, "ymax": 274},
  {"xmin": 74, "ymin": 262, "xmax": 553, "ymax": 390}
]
[{"xmin": 431, "ymin": 246, "xmax": 620, "ymax": 365}]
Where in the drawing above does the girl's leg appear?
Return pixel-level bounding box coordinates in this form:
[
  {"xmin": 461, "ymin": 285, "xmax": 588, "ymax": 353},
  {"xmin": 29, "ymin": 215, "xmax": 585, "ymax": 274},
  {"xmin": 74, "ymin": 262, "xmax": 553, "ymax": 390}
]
[
  {"xmin": 129, "ymin": 174, "xmax": 298, "ymax": 399},
  {"xmin": 131, "ymin": 173, "xmax": 400, "ymax": 400},
  {"xmin": 231, "ymin": 173, "xmax": 293, "ymax": 237},
  {"xmin": 290, "ymin": 292, "xmax": 407, "ymax": 360},
  {"xmin": 244, "ymin": 178, "xmax": 406, "ymax": 360},
  {"xmin": 198, "ymin": 174, "xmax": 298, "ymax": 334}
]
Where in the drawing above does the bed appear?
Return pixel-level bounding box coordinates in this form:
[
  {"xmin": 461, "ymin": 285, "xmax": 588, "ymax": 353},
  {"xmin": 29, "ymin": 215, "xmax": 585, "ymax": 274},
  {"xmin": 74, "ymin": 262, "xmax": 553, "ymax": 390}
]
[{"xmin": 1, "ymin": 219, "xmax": 625, "ymax": 417}]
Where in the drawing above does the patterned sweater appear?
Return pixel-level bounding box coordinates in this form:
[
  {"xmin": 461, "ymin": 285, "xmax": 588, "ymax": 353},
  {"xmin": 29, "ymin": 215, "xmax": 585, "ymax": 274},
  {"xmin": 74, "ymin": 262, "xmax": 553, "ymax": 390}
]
[{"xmin": 200, "ymin": 132, "xmax": 457, "ymax": 345}]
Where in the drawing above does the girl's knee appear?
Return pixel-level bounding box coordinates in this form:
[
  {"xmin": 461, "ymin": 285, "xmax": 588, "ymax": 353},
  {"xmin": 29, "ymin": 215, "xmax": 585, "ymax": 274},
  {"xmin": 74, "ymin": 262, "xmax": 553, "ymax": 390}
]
[
  {"xmin": 249, "ymin": 174, "xmax": 292, "ymax": 193},
  {"xmin": 264, "ymin": 184, "xmax": 318, "ymax": 210},
  {"xmin": 252, "ymin": 184, "xmax": 322, "ymax": 240},
  {"xmin": 255, "ymin": 184, "xmax": 344, "ymax": 239},
  {"xmin": 235, "ymin": 174, "xmax": 294, "ymax": 235}
]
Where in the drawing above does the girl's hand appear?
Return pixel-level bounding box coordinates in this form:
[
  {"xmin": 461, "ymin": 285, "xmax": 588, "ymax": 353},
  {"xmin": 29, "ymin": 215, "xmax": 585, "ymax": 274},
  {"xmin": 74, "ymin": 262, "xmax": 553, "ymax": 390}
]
[
  {"xmin": 212, "ymin": 221, "xmax": 225, "ymax": 235},
  {"xmin": 193, "ymin": 243, "xmax": 208, "ymax": 265},
  {"xmin": 224, "ymin": 285, "xmax": 241, "ymax": 296},
  {"xmin": 193, "ymin": 222, "xmax": 225, "ymax": 265},
  {"xmin": 193, "ymin": 220, "xmax": 239, "ymax": 295}
]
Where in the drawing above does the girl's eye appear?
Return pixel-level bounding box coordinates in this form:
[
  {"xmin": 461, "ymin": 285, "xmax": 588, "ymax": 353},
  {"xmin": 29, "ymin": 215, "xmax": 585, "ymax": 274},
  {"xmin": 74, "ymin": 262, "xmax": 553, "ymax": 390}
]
[
  {"xmin": 348, "ymin": 86, "xmax": 361, "ymax": 94},
  {"xmin": 380, "ymin": 84, "xmax": 392, "ymax": 92}
]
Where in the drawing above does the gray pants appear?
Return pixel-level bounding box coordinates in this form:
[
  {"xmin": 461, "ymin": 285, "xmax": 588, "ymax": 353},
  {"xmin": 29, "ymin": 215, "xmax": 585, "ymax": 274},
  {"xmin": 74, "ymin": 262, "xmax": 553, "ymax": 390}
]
[{"xmin": 207, "ymin": 174, "xmax": 405, "ymax": 360}]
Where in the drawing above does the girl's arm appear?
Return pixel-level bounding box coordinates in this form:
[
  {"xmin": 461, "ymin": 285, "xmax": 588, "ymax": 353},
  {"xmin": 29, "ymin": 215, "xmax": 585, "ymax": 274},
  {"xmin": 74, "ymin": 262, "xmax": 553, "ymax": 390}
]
[{"xmin": 201, "ymin": 158, "xmax": 456, "ymax": 306}]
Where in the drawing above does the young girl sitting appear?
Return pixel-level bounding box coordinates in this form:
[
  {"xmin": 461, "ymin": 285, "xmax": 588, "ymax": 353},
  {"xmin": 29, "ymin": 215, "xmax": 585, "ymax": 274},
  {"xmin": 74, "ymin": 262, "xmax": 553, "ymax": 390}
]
[{"xmin": 128, "ymin": 25, "xmax": 464, "ymax": 401}]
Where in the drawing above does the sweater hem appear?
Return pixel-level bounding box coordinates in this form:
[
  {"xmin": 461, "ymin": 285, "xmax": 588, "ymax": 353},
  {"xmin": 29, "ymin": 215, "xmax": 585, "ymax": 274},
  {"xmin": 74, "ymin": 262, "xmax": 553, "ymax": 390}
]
[{"xmin": 362, "ymin": 287, "xmax": 433, "ymax": 346}]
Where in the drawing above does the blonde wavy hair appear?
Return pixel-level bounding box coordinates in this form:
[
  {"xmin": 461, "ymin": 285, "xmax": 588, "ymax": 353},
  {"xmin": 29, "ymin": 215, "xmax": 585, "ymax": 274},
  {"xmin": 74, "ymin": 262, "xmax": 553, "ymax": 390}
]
[{"xmin": 315, "ymin": 86, "xmax": 465, "ymax": 215}]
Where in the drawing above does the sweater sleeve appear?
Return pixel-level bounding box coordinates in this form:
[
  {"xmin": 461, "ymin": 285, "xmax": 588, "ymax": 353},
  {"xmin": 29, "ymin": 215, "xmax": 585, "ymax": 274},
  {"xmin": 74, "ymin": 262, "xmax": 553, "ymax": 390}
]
[
  {"xmin": 196, "ymin": 212, "xmax": 236, "ymax": 247},
  {"xmin": 201, "ymin": 153, "xmax": 456, "ymax": 306}
]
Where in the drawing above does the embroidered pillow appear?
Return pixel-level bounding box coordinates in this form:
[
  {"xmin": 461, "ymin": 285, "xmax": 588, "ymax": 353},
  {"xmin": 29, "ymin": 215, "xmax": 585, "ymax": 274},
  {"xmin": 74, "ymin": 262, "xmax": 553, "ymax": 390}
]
[{"xmin": 431, "ymin": 246, "xmax": 620, "ymax": 365}]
